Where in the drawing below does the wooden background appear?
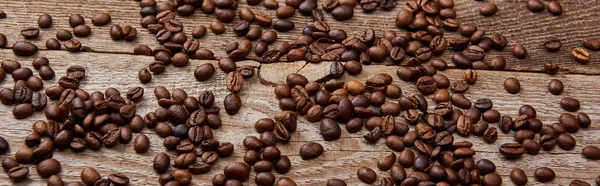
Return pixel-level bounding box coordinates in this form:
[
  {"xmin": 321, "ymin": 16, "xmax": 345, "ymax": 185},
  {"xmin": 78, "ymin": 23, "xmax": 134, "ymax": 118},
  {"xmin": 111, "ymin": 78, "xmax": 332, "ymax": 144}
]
[{"xmin": 0, "ymin": 0, "xmax": 599, "ymax": 185}]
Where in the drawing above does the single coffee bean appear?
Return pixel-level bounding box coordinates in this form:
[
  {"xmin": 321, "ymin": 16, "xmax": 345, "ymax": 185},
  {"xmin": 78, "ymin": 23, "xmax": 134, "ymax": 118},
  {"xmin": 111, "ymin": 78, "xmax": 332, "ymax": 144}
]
[
  {"xmin": 582, "ymin": 146, "xmax": 600, "ymax": 160},
  {"xmin": 274, "ymin": 19, "xmax": 295, "ymax": 32},
  {"xmin": 73, "ymin": 25, "xmax": 92, "ymax": 37},
  {"xmin": 81, "ymin": 167, "xmax": 101, "ymax": 185},
  {"xmin": 583, "ymin": 38, "xmax": 600, "ymax": 51},
  {"xmin": 480, "ymin": 3, "xmax": 498, "ymax": 16},
  {"xmin": 153, "ymin": 152, "xmax": 170, "ymax": 173},
  {"xmin": 38, "ymin": 13, "xmax": 53, "ymax": 28},
  {"xmin": 499, "ymin": 143, "xmax": 525, "ymax": 158},
  {"xmin": 377, "ymin": 152, "xmax": 396, "ymax": 171},
  {"xmin": 504, "ymin": 77, "xmax": 521, "ymax": 94},
  {"xmin": 557, "ymin": 133, "xmax": 576, "ymax": 150},
  {"xmin": 513, "ymin": 44, "xmax": 527, "ymax": 59},
  {"xmin": 527, "ymin": 0, "xmax": 545, "ymax": 12},
  {"xmin": 134, "ymin": 134, "xmax": 150, "ymax": 153},
  {"xmin": 547, "ymin": 1, "xmax": 563, "ymax": 15},
  {"xmin": 510, "ymin": 168, "xmax": 528, "ymax": 185},
  {"xmin": 13, "ymin": 41, "xmax": 38, "ymax": 56},
  {"xmin": 535, "ymin": 167, "xmax": 555, "ymax": 182},
  {"xmin": 545, "ymin": 37, "xmax": 562, "ymax": 51},
  {"xmin": 571, "ymin": 47, "xmax": 590, "ymax": 64},
  {"xmin": 548, "ymin": 79, "xmax": 564, "ymax": 95},
  {"xmin": 8, "ymin": 166, "xmax": 29, "ymax": 181},
  {"xmin": 224, "ymin": 93, "xmax": 241, "ymax": 115},
  {"xmin": 357, "ymin": 167, "xmax": 377, "ymax": 183},
  {"xmin": 21, "ymin": 27, "xmax": 40, "ymax": 39},
  {"xmin": 0, "ymin": 33, "xmax": 6, "ymax": 48},
  {"xmin": 299, "ymin": 142, "xmax": 324, "ymax": 160},
  {"xmin": 560, "ymin": 97, "xmax": 580, "ymax": 112},
  {"xmin": 36, "ymin": 158, "xmax": 61, "ymax": 178}
]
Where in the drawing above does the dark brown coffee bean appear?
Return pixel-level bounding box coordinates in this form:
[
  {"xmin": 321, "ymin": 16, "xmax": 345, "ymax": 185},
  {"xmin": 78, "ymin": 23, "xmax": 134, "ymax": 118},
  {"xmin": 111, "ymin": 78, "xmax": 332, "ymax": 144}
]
[
  {"xmin": 357, "ymin": 167, "xmax": 377, "ymax": 183},
  {"xmin": 548, "ymin": 79, "xmax": 564, "ymax": 95},
  {"xmin": 133, "ymin": 134, "xmax": 150, "ymax": 153},
  {"xmin": 12, "ymin": 41, "xmax": 38, "ymax": 56},
  {"xmin": 534, "ymin": 167, "xmax": 555, "ymax": 182},
  {"xmin": 73, "ymin": 25, "xmax": 91, "ymax": 37},
  {"xmin": 504, "ymin": 77, "xmax": 520, "ymax": 94},
  {"xmin": 583, "ymin": 146, "xmax": 600, "ymax": 160},
  {"xmin": 153, "ymin": 152, "xmax": 170, "ymax": 173},
  {"xmin": 527, "ymin": 0, "xmax": 545, "ymax": 12},
  {"xmin": 560, "ymin": 97, "xmax": 580, "ymax": 112},
  {"xmin": 21, "ymin": 27, "xmax": 40, "ymax": 39},
  {"xmin": 299, "ymin": 142, "xmax": 324, "ymax": 160},
  {"xmin": 81, "ymin": 167, "xmax": 101, "ymax": 185},
  {"xmin": 480, "ymin": 3, "xmax": 497, "ymax": 16},
  {"xmin": 8, "ymin": 165, "xmax": 29, "ymax": 181},
  {"xmin": 37, "ymin": 13, "xmax": 53, "ymax": 28},
  {"xmin": 224, "ymin": 93, "xmax": 241, "ymax": 115},
  {"xmin": 499, "ymin": 143, "xmax": 525, "ymax": 158},
  {"xmin": 0, "ymin": 33, "xmax": 6, "ymax": 48}
]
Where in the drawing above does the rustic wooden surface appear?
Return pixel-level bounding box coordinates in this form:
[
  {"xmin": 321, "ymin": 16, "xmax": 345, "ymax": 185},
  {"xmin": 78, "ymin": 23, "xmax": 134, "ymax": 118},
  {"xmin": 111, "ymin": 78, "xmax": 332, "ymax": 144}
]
[{"xmin": 0, "ymin": 0, "xmax": 599, "ymax": 185}]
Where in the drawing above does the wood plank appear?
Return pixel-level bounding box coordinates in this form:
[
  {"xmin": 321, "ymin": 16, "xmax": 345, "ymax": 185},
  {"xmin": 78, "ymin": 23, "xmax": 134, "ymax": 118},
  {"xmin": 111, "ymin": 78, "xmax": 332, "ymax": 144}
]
[
  {"xmin": 0, "ymin": 50, "xmax": 598, "ymax": 185},
  {"xmin": 1, "ymin": 0, "xmax": 600, "ymax": 74}
]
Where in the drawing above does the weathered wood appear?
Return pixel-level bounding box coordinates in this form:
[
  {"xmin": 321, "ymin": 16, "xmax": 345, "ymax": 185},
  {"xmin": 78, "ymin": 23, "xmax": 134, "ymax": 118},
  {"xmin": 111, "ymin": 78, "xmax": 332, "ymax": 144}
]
[
  {"xmin": 0, "ymin": 50, "xmax": 598, "ymax": 185},
  {"xmin": 1, "ymin": 0, "xmax": 600, "ymax": 74}
]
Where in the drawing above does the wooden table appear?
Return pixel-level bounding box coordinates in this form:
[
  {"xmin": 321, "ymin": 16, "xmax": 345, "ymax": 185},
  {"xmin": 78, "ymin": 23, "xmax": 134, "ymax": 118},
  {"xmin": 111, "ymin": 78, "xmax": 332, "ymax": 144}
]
[{"xmin": 0, "ymin": 0, "xmax": 599, "ymax": 185}]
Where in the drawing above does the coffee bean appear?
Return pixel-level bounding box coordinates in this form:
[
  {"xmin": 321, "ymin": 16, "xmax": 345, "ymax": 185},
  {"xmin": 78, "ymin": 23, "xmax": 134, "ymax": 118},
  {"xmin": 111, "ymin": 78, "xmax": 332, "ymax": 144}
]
[
  {"xmin": 0, "ymin": 33, "xmax": 6, "ymax": 48},
  {"xmin": 223, "ymin": 162, "xmax": 251, "ymax": 181},
  {"xmin": 357, "ymin": 167, "xmax": 377, "ymax": 183},
  {"xmin": 299, "ymin": 142, "xmax": 324, "ymax": 160},
  {"xmin": 81, "ymin": 167, "xmax": 101, "ymax": 185},
  {"xmin": 480, "ymin": 3, "xmax": 498, "ymax": 16},
  {"xmin": 560, "ymin": 97, "xmax": 580, "ymax": 112},
  {"xmin": 153, "ymin": 152, "xmax": 170, "ymax": 173},
  {"xmin": 224, "ymin": 93, "xmax": 241, "ymax": 115},
  {"xmin": 547, "ymin": 1, "xmax": 563, "ymax": 15},
  {"xmin": 12, "ymin": 41, "xmax": 38, "ymax": 56},
  {"xmin": 527, "ymin": 0, "xmax": 545, "ymax": 12},
  {"xmin": 107, "ymin": 173, "xmax": 129, "ymax": 186},
  {"xmin": 133, "ymin": 134, "xmax": 150, "ymax": 153},
  {"xmin": 1, "ymin": 158, "xmax": 18, "ymax": 172},
  {"xmin": 320, "ymin": 118, "xmax": 341, "ymax": 140},
  {"xmin": 503, "ymin": 77, "xmax": 520, "ymax": 94},
  {"xmin": 36, "ymin": 158, "xmax": 61, "ymax": 178},
  {"xmin": 560, "ymin": 113, "xmax": 580, "ymax": 133},
  {"xmin": 326, "ymin": 178, "xmax": 347, "ymax": 186},
  {"xmin": 36, "ymin": 13, "xmax": 53, "ymax": 28},
  {"xmin": 510, "ymin": 168, "xmax": 528, "ymax": 185},
  {"xmin": 513, "ymin": 44, "xmax": 527, "ymax": 59},
  {"xmin": 416, "ymin": 76, "xmax": 438, "ymax": 94},
  {"xmin": 583, "ymin": 146, "xmax": 600, "ymax": 160},
  {"xmin": 583, "ymin": 38, "xmax": 600, "ymax": 51},
  {"xmin": 535, "ymin": 167, "xmax": 555, "ymax": 182},
  {"xmin": 499, "ymin": 143, "xmax": 525, "ymax": 158},
  {"xmin": 21, "ymin": 27, "xmax": 40, "ymax": 39},
  {"xmin": 377, "ymin": 152, "xmax": 396, "ymax": 171},
  {"xmin": 8, "ymin": 165, "xmax": 29, "ymax": 181},
  {"xmin": 73, "ymin": 25, "xmax": 91, "ymax": 37},
  {"xmin": 571, "ymin": 47, "xmax": 590, "ymax": 64}
]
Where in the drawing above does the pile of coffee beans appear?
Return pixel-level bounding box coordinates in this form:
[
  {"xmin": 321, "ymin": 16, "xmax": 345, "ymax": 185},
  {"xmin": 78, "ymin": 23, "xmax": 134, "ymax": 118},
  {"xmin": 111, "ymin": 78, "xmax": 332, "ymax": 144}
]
[
  {"xmin": 148, "ymin": 87, "xmax": 235, "ymax": 185},
  {"xmin": 1, "ymin": 58, "xmax": 54, "ymax": 119}
]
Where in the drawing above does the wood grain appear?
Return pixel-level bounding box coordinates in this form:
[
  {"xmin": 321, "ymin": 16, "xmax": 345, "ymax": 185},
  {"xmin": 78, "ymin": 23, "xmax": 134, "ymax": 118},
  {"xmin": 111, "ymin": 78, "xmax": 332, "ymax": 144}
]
[
  {"xmin": 0, "ymin": 50, "xmax": 598, "ymax": 185},
  {"xmin": 1, "ymin": 0, "xmax": 600, "ymax": 74}
]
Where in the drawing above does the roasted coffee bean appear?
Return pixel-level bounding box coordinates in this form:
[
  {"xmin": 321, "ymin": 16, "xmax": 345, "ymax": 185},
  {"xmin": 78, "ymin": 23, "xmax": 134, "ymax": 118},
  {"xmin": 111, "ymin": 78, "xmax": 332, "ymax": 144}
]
[
  {"xmin": 535, "ymin": 167, "xmax": 555, "ymax": 182},
  {"xmin": 499, "ymin": 143, "xmax": 525, "ymax": 158},
  {"xmin": 557, "ymin": 133, "xmax": 576, "ymax": 150},
  {"xmin": 0, "ymin": 34, "xmax": 5, "ymax": 48},
  {"xmin": 583, "ymin": 146, "xmax": 600, "ymax": 160},
  {"xmin": 571, "ymin": 47, "xmax": 590, "ymax": 64},
  {"xmin": 274, "ymin": 19, "xmax": 295, "ymax": 32},
  {"xmin": 224, "ymin": 93, "xmax": 241, "ymax": 115},
  {"xmin": 299, "ymin": 142, "xmax": 324, "ymax": 160},
  {"xmin": 134, "ymin": 134, "xmax": 150, "ymax": 153},
  {"xmin": 548, "ymin": 79, "xmax": 564, "ymax": 95},
  {"xmin": 8, "ymin": 165, "xmax": 29, "ymax": 181},
  {"xmin": 583, "ymin": 38, "xmax": 600, "ymax": 51},
  {"xmin": 527, "ymin": 0, "xmax": 545, "ymax": 12},
  {"xmin": 73, "ymin": 25, "xmax": 91, "ymax": 37},
  {"xmin": 512, "ymin": 44, "xmax": 528, "ymax": 60},
  {"xmin": 320, "ymin": 118, "xmax": 341, "ymax": 140},
  {"xmin": 357, "ymin": 167, "xmax": 377, "ymax": 183},
  {"xmin": 81, "ymin": 167, "xmax": 101, "ymax": 185},
  {"xmin": 578, "ymin": 113, "xmax": 591, "ymax": 128},
  {"xmin": 480, "ymin": 3, "xmax": 498, "ymax": 16},
  {"xmin": 64, "ymin": 39, "xmax": 82, "ymax": 52},
  {"xmin": 13, "ymin": 41, "xmax": 38, "ymax": 56},
  {"xmin": 560, "ymin": 97, "xmax": 580, "ymax": 112},
  {"xmin": 504, "ymin": 77, "xmax": 520, "ymax": 94},
  {"xmin": 21, "ymin": 27, "xmax": 40, "ymax": 39}
]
